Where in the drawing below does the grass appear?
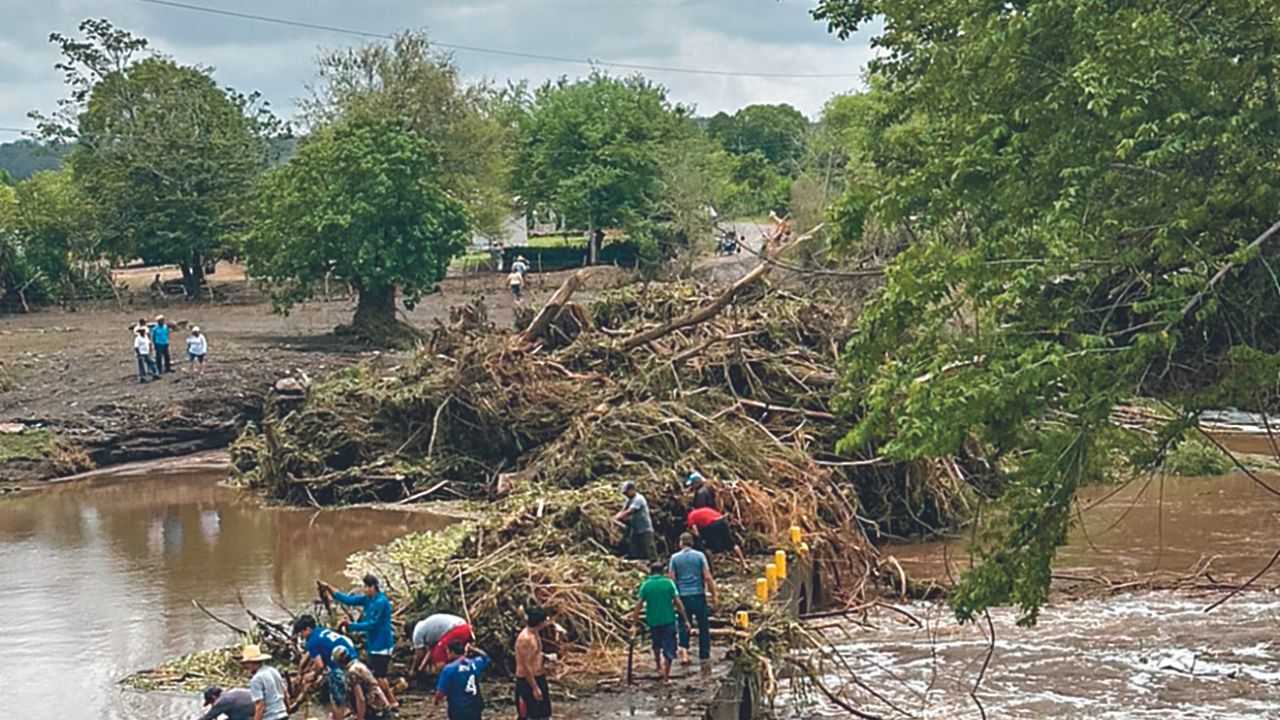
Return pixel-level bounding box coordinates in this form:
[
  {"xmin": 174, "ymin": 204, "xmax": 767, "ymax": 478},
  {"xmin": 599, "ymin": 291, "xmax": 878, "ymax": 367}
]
[
  {"xmin": 526, "ymin": 233, "xmax": 587, "ymax": 248},
  {"xmin": 0, "ymin": 428, "xmax": 64, "ymax": 462}
]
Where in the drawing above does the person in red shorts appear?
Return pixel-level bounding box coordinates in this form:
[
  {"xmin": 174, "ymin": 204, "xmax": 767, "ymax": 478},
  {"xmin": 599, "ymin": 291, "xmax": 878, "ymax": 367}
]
[
  {"xmin": 686, "ymin": 507, "xmax": 749, "ymax": 570},
  {"xmin": 407, "ymin": 613, "xmax": 474, "ymax": 675}
]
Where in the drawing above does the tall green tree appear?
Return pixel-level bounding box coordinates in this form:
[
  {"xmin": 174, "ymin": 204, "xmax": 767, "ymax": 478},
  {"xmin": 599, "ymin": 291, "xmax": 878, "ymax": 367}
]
[
  {"xmin": 706, "ymin": 103, "xmax": 810, "ymax": 172},
  {"xmin": 304, "ymin": 31, "xmax": 511, "ymax": 237},
  {"xmin": 13, "ymin": 170, "xmax": 102, "ymax": 304},
  {"xmin": 513, "ymin": 73, "xmax": 685, "ymax": 262},
  {"xmin": 816, "ymin": 0, "xmax": 1280, "ymax": 624},
  {"xmin": 37, "ymin": 19, "xmax": 275, "ymax": 297},
  {"xmin": 244, "ymin": 116, "xmax": 469, "ymax": 345}
]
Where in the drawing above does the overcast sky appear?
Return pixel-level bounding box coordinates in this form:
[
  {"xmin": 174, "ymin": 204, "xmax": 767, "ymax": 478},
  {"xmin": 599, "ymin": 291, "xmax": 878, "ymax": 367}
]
[{"xmin": 0, "ymin": 0, "xmax": 876, "ymax": 136}]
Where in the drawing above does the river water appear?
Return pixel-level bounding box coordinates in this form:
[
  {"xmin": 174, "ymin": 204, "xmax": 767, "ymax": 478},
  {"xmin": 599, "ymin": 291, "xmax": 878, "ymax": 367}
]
[
  {"xmin": 0, "ymin": 454, "xmax": 452, "ymax": 720},
  {"xmin": 783, "ymin": 434, "xmax": 1280, "ymax": 719}
]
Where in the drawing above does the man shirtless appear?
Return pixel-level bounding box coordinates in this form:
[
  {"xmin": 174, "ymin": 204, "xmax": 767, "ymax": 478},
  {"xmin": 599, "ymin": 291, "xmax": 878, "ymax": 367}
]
[{"xmin": 513, "ymin": 607, "xmax": 553, "ymax": 719}]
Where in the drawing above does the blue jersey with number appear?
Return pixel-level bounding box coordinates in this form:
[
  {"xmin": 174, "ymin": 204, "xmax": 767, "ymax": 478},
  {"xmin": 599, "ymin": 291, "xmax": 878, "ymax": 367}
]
[
  {"xmin": 305, "ymin": 627, "xmax": 358, "ymax": 669},
  {"xmin": 436, "ymin": 654, "xmax": 490, "ymax": 712}
]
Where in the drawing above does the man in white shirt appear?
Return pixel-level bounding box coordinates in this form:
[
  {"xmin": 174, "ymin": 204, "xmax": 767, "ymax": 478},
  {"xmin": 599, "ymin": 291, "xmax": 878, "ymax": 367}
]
[{"xmin": 134, "ymin": 326, "xmax": 159, "ymax": 383}]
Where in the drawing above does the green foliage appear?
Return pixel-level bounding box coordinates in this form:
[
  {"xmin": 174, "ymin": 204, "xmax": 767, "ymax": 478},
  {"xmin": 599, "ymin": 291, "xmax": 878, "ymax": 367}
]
[
  {"xmin": 1162, "ymin": 435, "xmax": 1233, "ymax": 477},
  {"xmin": 244, "ymin": 116, "xmax": 469, "ymax": 340},
  {"xmin": 305, "ymin": 31, "xmax": 512, "ymax": 237},
  {"xmin": 513, "ymin": 73, "xmax": 685, "ymax": 235},
  {"xmin": 706, "ymin": 103, "xmax": 810, "ymax": 172},
  {"xmin": 12, "ymin": 170, "xmax": 106, "ymax": 301},
  {"xmin": 39, "ymin": 20, "xmax": 275, "ymax": 297},
  {"xmin": 723, "ymin": 150, "xmax": 791, "ymax": 216},
  {"xmin": 0, "ymin": 140, "xmax": 70, "ymax": 182},
  {"xmin": 821, "ymin": 0, "xmax": 1280, "ymax": 623}
]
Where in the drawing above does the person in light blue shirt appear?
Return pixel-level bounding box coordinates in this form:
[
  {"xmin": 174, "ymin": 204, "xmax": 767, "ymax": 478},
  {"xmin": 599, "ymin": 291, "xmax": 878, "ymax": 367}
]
[
  {"xmin": 668, "ymin": 532, "xmax": 717, "ymax": 663},
  {"xmin": 151, "ymin": 315, "xmax": 172, "ymax": 373},
  {"xmin": 323, "ymin": 575, "xmax": 399, "ymax": 710}
]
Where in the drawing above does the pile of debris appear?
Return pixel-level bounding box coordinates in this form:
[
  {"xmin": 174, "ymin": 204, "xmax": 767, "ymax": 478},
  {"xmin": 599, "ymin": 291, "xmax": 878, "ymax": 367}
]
[{"xmin": 230, "ymin": 224, "xmax": 983, "ymax": 673}]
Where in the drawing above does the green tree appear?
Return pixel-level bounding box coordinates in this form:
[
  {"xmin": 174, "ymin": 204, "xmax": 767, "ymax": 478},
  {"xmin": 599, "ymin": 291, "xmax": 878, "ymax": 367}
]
[
  {"xmin": 817, "ymin": 0, "xmax": 1280, "ymax": 624},
  {"xmin": 513, "ymin": 73, "xmax": 685, "ymax": 262},
  {"xmin": 304, "ymin": 31, "xmax": 511, "ymax": 237},
  {"xmin": 244, "ymin": 116, "xmax": 469, "ymax": 346},
  {"xmin": 38, "ymin": 19, "xmax": 275, "ymax": 297},
  {"xmin": 706, "ymin": 104, "xmax": 810, "ymax": 172},
  {"xmin": 13, "ymin": 170, "xmax": 103, "ymax": 304}
]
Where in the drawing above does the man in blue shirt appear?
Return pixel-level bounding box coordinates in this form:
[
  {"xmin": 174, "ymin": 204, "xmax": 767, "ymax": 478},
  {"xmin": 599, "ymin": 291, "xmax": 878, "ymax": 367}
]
[
  {"xmin": 668, "ymin": 532, "xmax": 717, "ymax": 663},
  {"xmin": 321, "ymin": 574, "xmax": 398, "ymax": 710},
  {"xmin": 435, "ymin": 642, "xmax": 491, "ymax": 720},
  {"xmin": 152, "ymin": 315, "xmax": 172, "ymax": 373},
  {"xmin": 293, "ymin": 614, "xmax": 359, "ymax": 720}
]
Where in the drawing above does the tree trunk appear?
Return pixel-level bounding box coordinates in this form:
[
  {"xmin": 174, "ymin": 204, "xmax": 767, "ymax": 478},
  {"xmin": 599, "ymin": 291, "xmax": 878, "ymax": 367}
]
[
  {"xmin": 180, "ymin": 256, "xmax": 205, "ymax": 299},
  {"xmin": 345, "ymin": 284, "xmax": 417, "ymax": 348},
  {"xmin": 588, "ymin": 225, "xmax": 602, "ymax": 265}
]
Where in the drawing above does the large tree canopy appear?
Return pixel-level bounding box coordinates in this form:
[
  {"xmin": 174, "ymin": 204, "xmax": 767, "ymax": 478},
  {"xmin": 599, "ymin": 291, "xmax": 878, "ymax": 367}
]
[
  {"xmin": 244, "ymin": 116, "xmax": 469, "ymax": 345},
  {"xmin": 817, "ymin": 0, "xmax": 1280, "ymax": 623},
  {"xmin": 512, "ymin": 73, "xmax": 685, "ymax": 260},
  {"xmin": 305, "ymin": 31, "xmax": 511, "ymax": 237},
  {"xmin": 706, "ymin": 103, "xmax": 810, "ymax": 172}
]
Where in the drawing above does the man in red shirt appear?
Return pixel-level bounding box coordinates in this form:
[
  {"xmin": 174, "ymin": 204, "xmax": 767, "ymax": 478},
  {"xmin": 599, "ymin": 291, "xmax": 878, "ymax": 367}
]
[{"xmin": 686, "ymin": 507, "xmax": 749, "ymax": 570}]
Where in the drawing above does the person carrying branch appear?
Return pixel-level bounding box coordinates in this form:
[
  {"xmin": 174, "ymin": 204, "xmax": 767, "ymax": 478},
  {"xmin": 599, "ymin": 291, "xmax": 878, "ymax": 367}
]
[
  {"xmin": 320, "ymin": 575, "xmax": 399, "ymax": 711},
  {"xmin": 632, "ymin": 562, "xmax": 687, "ymax": 685}
]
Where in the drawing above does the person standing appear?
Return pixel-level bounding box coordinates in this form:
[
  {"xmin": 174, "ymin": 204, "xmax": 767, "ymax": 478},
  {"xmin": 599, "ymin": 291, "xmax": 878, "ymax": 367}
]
[
  {"xmin": 614, "ymin": 481, "xmax": 656, "ymax": 561},
  {"xmin": 513, "ymin": 607, "xmax": 553, "ymax": 720},
  {"xmin": 435, "ymin": 642, "xmax": 491, "ymax": 720},
  {"xmin": 407, "ymin": 612, "xmax": 473, "ymax": 674},
  {"xmin": 508, "ymin": 269, "xmax": 524, "ymax": 302},
  {"xmin": 685, "ymin": 472, "xmax": 716, "ymax": 510},
  {"xmin": 333, "ymin": 646, "xmax": 392, "ymax": 720},
  {"xmin": 322, "ymin": 576, "xmax": 398, "ymax": 710},
  {"xmin": 239, "ymin": 645, "xmax": 289, "ymax": 720},
  {"xmin": 668, "ymin": 532, "xmax": 716, "ymax": 664},
  {"xmin": 512, "ymin": 255, "xmax": 530, "ymax": 277},
  {"xmin": 187, "ymin": 326, "xmax": 208, "ymax": 373},
  {"xmin": 134, "ymin": 326, "xmax": 159, "ymax": 383},
  {"xmin": 197, "ymin": 685, "xmax": 254, "ymax": 720},
  {"xmin": 152, "ymin": 314, "xmax": 172, "ymax": 373},
  {"xmin": 687, "ymin": 507, "xmax": 749, "ymax": 570},
  {"xmin": 633, "ymin": 562, "xmax": 687, "ymax": 685},
  {"xmin": 293, "ymin": 614, "xmax": 359, "ymax": 720}
]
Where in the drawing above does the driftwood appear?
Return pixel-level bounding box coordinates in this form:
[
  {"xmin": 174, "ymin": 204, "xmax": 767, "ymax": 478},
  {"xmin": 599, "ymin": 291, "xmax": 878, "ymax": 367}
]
[{"xmin": 516, "ymin": 269, "xmax": 587, "ymax": 347}]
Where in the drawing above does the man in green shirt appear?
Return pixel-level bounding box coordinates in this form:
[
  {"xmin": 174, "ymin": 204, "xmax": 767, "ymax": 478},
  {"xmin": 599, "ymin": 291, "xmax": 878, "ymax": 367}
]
[{"xmin": 632, "ymin": 562, "xmax": 688, "ymax": 684}]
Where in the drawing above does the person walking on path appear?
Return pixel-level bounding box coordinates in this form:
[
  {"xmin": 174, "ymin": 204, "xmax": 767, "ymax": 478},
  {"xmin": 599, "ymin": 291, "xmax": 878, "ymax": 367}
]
[
  {"xmin": 668, "ymin": 532, "xmax": 716, "ymax": 664},
  {"xmin": 134, "ymin": 326, "xmax": 159, "ymax": 383},
  {"xmin": 685, "ymin": 472, "xmax": 716, "ymax": 510},
  {"xmin": 687, "ymin": 506, "xmax": 749, "ymax": 570},
  {"xmin": 152, "ymin": 315, "xmax": 173, "ymax": 373},
  {"xmin": 633, "ymin": 562, "xmax": 687, "ymax": 685},
  {"xmin": 197, "ymin": 685, "xmax": 254, "ymax": 720},
  {"xmin": 435, "ymin": 642, "xmax": 491, "ymax": 720},
  {"xmin": 512, "ymin": 255, "xmax": 530, "ymax": 277},
  {"xmin": 187, "ymin": 326, "xmax": 208, "ymax": 373},
  {"xmin": 407, "ymin": 612, "xmax": 473, "ymax": 675},
  {"xmin": 293, "ymin": 614, "xmax": 359, "ymax": 720},
  {"xmin": 333, "ymin": 646, "xmax": 392, "ymax": 720},
  {"xmin": 614, "ymin": 481, "xmax": 657, "ymax": 561},
  {"xmin": 508, "ymin": 269, "xmax": 525, "ymax": 302},
  {"xmin": 239, "ymin": 645, "xmax": 289, "ymax": 720},
  {"xmin": 321, "ymin": 576, "xmax": 398, "ymax": 710},
  {"xmin": 513, "ymin": 607, "xmax": 554, "ymax": 720}
]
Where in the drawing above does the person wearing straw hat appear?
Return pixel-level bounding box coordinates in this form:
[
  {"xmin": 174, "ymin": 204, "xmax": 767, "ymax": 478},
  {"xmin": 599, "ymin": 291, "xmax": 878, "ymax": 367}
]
[
  {"xmin": 239, "ymin": 644, "xmax": 289, "ymax": 720},
  {"xmin": 152, "ymin": 314, "xmax": 173, "ymax": 374}
]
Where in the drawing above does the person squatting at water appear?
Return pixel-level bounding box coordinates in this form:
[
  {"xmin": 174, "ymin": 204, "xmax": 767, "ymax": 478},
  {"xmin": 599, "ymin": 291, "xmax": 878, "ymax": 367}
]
[
  {"xmin": 197, "ymin": 685, "xmax": 255, "ymax": 720},
  {"xmin": 435, "ymin": 641, "xmax": 492, "ymax": 720},
  {"xmin": 614, "ymin": 481, "xmax": 656, "ymax": 561},
  {"xmin": 240, "ymin": 644, "xmax": 290, "ymax": 720},
  {"xmin": 633, "ymin": 563, "xmax": 688, "ymax": 685},
  {"xmin": 293, "ymin": 614, "xmax": 360, "ymax": 720},
  {"xmin": 513, "ymin": 606, "xmax": 555, "ymax": 720},
  {"xmin": 321, "ymin": 575, "xmax": 399, "ymax": 710}
]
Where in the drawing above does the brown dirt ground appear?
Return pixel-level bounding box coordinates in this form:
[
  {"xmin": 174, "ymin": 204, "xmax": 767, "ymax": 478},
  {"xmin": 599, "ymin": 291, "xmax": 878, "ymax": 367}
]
[{"xmin": 0, "ymin": 262, "xmax": 630, "ymax": 485}]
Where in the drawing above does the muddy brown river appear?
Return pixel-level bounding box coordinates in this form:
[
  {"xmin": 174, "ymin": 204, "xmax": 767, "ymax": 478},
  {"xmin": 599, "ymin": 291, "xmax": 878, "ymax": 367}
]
[
  {"xmin": 0, "ymin": 454, "xmax": 452, "ymax": 720},
  {"xmin": 784, "ymin": 434, "xmax": 1280, "ymax": 719}
]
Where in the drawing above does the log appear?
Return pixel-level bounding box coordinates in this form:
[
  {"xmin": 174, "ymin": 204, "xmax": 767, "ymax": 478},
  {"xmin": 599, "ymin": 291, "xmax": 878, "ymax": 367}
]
[{"xmin": 515, "ymin": 270, "xmax": 587, "ymax": 347}]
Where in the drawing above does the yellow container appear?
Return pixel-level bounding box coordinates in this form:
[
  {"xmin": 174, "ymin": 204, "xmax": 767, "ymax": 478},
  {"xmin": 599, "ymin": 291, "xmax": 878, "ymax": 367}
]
[
  {"xmin": 790, "ymin": 525, "xmax": 802, "ymax": 544},
  {"xmin": 755, "ymin": 577, "xmax": 769, "ymax": 604},
  {"xmin": 735, "ymin": 610, "xmax": 750, "ymax": 629},
  {"xmin": 774, "ymin": 549, "xmax": 787, "ymax": 579},
  {"xmin": 765, "ymin": 563, "xmax": 779, "ymax": 592},
  {"xmin": 797, "ymin": 541, "xmax": 810, "ymax": 555}
]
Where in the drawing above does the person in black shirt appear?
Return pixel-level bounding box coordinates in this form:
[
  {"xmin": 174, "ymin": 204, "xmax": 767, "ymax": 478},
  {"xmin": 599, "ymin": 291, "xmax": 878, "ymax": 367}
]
[{"xmin": 686, "ymin": 472, "xmax": 715, "ymax": 510}]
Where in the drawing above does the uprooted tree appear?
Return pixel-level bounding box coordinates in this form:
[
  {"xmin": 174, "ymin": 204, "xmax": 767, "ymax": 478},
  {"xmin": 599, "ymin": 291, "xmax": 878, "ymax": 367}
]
[
  {"xmin": 815, "ymin": 0, "xmax": 1280, "ymax": 624},
  {"xmin": 244, "ymin": 115, "xmax": 470, "ymax": 346}
]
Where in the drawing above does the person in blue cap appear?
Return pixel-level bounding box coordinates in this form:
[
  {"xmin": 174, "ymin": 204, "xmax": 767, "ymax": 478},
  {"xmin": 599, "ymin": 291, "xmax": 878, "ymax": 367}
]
[{"xmin": 685, "ymin": 472, "xmax": 716, "ymax": 510}]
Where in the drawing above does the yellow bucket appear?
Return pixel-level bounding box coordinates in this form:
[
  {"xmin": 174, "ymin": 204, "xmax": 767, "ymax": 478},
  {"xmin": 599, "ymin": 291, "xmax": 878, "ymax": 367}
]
[
  {"xmin": 765, "ymin": 563, "xmax": 779, "ymax": 592},
  {"xmin": 774, "ymin": 549, "xmax": 787, "ymax": 579},
  {"xmin": 755, "ymin": 577, "xmax": 769, "ymax": 604}
]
